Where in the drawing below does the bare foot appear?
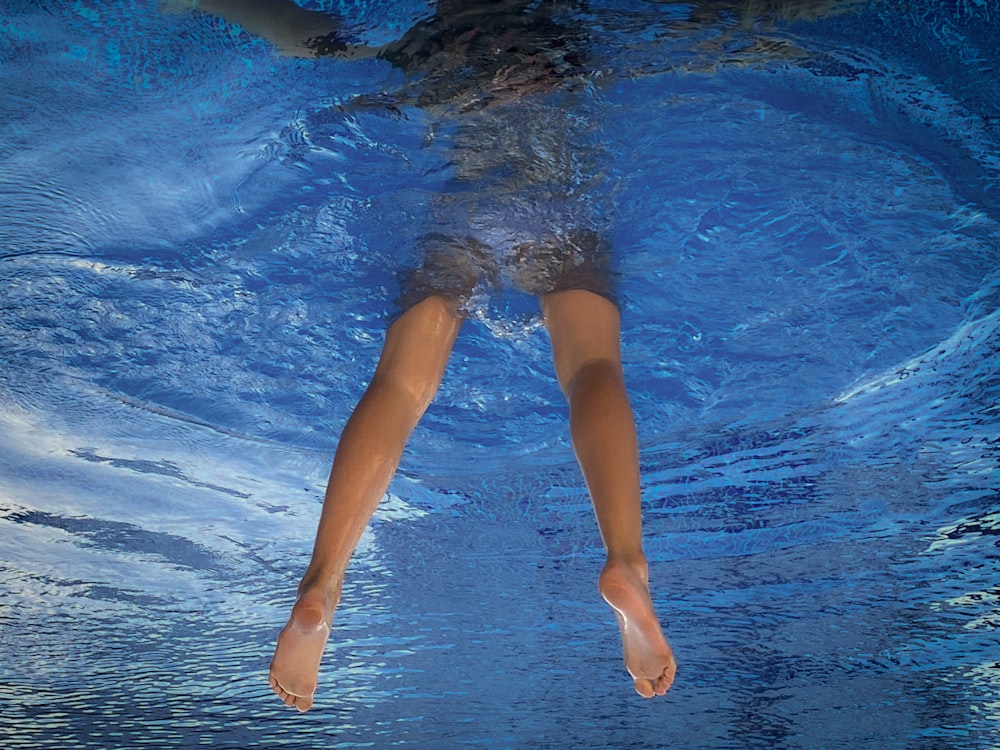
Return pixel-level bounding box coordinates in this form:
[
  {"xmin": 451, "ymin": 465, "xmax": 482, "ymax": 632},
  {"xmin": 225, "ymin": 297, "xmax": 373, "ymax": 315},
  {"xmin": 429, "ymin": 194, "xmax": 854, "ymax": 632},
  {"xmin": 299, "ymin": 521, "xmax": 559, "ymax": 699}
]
[
  {"xmin": 599, "ymin": 557, "xmax": 676, "ymax": 698},
  {"xmin": 268, "ymin": 588, "xmax": 333, "ymax": 712}
]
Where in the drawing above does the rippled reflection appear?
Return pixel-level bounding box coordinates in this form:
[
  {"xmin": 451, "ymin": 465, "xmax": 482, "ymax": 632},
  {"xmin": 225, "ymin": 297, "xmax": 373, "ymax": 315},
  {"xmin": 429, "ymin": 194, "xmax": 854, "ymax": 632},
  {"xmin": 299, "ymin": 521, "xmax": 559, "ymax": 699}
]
[{"xmin": 2, "ymin": 0, "xmax": 999, "ymax": 748}]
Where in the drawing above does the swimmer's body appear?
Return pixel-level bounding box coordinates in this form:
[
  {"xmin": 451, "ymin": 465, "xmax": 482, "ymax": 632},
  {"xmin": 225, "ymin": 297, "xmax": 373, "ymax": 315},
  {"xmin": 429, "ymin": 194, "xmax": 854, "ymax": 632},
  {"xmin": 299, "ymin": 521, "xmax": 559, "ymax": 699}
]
[
  {"xmin": 270, "ymin": 290, "xmax": 675, "ymax": 710},
  {"xmin": 173, "ymin": 0, "xmax": 867, "ymax": 712}
]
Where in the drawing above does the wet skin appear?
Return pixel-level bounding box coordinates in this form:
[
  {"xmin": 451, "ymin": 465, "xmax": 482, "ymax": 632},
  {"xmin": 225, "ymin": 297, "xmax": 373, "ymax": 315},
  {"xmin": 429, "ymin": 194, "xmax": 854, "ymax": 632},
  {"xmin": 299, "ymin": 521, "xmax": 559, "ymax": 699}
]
[
  {"xmin": 267, "ymin": 292, "xmax": 676, "ymax": 711},
  {"xmin": 178, "ymin": 0, "xmax": 678, "ymax": 711}
]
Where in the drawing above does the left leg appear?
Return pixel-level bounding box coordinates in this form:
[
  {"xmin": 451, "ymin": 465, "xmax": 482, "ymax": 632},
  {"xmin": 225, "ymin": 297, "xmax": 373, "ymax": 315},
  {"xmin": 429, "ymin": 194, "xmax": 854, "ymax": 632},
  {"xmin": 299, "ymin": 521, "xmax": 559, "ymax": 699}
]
[
  {"xmin": 540, "ymin": 289, "xmax": 676, "ymax": 698},
  {"xmin": 269, "ymin": 295, "xmax": 463, "ymax": 712}
]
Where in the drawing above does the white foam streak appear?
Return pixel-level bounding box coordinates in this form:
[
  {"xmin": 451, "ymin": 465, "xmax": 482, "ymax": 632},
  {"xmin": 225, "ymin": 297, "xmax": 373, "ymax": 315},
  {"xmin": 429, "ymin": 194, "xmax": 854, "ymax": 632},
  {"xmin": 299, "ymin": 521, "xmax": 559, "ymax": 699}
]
[{"xmin": 835, "ymin": 306, "xmax": 1000, "ymax": 404}]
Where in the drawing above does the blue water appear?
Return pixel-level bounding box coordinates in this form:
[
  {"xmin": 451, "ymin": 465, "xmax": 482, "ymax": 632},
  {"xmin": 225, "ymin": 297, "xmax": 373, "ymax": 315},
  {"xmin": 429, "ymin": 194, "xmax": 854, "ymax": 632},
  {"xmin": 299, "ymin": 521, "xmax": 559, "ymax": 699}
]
[{"xmin": 1, "ymin": 1, "xmax": 999, "ymax": 748}]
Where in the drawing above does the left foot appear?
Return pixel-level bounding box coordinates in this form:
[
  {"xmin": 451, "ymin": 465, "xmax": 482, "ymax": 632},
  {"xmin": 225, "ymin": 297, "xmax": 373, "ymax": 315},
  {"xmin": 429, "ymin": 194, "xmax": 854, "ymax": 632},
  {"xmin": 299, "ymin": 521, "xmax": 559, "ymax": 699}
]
[
  {"xmin": 599, "ymin": 558, "xmax": 676, "ymax": 698},
  {"xmin": 268, "ymin": 587, "xmax": 333, "ymax": 712}
]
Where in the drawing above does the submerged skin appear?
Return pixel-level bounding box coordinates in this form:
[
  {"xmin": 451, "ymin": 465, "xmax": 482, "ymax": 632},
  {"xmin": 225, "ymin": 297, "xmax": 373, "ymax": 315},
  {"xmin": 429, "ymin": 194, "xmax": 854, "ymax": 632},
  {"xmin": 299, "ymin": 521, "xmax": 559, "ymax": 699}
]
[
  {"xmin": 268, "ymin": 292, "xmax": 675, "ymax": 711},
  {"xmin": 165, "ymin": 0, "xmax": 803, "ymax": 711},
  {"xmin": 237, "ymin": 0, "xmax": 882, "ymax": 712}
]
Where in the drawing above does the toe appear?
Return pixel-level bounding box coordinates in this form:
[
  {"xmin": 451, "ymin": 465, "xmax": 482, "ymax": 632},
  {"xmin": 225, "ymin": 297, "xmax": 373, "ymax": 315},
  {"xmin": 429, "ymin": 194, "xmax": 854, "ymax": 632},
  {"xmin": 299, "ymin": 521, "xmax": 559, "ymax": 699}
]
[
  {"xmin": 654, "ymin": 666, "xmax": 675, "ymax": 696},
  {"xmin": 269, "ymin": 676, "xmax": 287, "ymax": 700},
  {"xmin": 270, "ymin": 679, "xmax": 296, "ymax": 708},
  {"xmin": 270, "ymin": 669, "xmax": 315, "ymax": 711},
  {"xmin": 633, "ymin": 678, "xmax": 655, "ymax": 698}
]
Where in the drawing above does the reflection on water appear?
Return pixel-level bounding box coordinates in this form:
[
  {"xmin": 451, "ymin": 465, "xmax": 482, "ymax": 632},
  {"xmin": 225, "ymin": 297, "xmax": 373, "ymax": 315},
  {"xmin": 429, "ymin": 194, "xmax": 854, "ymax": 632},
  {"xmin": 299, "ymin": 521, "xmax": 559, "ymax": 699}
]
[{"xmin": 1, "ymin": 0, "xmax": 999, "ymax": 748}]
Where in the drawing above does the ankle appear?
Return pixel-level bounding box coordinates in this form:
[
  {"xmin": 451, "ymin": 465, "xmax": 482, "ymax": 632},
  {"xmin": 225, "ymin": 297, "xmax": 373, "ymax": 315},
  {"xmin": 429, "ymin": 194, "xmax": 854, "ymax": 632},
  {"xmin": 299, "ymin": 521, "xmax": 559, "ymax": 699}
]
[
  {"xmin": 297, "ymin": 568, "xmax": 343, "ymax": 604},
  {"xmin": 602, "ymin": 551, "xmax": 649, "ymax": 582}
]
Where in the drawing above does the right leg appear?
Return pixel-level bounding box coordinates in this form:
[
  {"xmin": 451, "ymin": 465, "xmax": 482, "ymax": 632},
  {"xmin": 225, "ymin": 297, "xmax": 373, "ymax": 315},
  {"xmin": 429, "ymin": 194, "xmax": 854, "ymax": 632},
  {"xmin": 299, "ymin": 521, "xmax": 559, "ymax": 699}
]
[
  {"xmin": 269, "ymin": 295, "xmax": 463, "ymax": 712},
  {"xmin": 541, "ymin": 289, "xmax": 676, "ymax": 698}
]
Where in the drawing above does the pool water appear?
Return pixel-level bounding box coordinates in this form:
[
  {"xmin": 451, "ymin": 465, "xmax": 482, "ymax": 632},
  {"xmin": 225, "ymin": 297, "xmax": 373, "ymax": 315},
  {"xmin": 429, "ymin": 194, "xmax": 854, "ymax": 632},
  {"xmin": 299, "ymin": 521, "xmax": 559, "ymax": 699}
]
[{"xmin": 1, "ymin": 1, "xmax": 998, "ymax": 748}]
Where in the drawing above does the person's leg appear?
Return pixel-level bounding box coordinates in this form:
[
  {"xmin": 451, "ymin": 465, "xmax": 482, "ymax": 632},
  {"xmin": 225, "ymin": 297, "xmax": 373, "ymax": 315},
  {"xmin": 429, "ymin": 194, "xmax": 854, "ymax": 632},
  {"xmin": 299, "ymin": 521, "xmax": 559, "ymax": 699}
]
[
  {"xmin": 269, "ymin": 295, "xmax": 463, "ymax": 712},
  {"xmin": 540, "ymin": 289, "xmax": 676, "ymax": 698}
]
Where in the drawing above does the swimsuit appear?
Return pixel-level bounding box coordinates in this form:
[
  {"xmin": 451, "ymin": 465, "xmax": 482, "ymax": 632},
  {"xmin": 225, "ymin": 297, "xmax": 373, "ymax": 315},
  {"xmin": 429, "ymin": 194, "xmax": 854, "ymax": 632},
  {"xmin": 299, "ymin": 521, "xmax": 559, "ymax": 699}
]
[{"xmin": 382, "ymin": 2, "xmax": 618, "ymax": 313}]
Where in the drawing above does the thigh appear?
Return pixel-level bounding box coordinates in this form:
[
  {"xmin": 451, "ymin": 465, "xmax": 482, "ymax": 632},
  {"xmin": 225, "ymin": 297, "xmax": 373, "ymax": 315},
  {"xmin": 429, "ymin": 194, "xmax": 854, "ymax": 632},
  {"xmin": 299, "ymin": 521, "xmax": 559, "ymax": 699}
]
[
  {"xmin": 540, "ymin": 288, "xmax": 622, "ymax": 394},
  {"xmin": 374, "ymin": 295, "xmax": 464, "ymax": 404}
]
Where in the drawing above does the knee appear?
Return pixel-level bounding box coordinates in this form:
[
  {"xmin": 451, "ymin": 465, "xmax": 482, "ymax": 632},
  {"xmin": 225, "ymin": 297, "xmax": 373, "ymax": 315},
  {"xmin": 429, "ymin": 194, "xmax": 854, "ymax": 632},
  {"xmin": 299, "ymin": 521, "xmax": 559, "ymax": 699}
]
[
  {"xmin": 564, "ymin": 357, "xmax": 625, "ymax": 400},
  {"xmin": 365, "ymin": 371, "xmax": 440, "ymax": 417}
]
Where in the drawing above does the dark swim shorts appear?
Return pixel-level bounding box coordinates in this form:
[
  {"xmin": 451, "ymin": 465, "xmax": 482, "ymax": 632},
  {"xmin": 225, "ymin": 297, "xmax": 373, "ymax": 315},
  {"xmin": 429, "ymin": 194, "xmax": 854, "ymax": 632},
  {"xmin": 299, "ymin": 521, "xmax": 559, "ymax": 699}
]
[{"xmin": 396, "ymin": 228, "xmax": 617, "ymax": 315}]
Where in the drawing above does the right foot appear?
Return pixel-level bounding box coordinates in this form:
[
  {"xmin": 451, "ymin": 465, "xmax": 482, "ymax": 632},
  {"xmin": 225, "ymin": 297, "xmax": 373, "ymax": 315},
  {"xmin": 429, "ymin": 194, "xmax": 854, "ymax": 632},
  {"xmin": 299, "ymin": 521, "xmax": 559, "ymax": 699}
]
[
  {"xmin": 268, "ymin": 588, "xmax": 333, "ymax": 712},
  {"xmin": 599, "ymin": 558, "xmax": 677, "ymax": 698}
]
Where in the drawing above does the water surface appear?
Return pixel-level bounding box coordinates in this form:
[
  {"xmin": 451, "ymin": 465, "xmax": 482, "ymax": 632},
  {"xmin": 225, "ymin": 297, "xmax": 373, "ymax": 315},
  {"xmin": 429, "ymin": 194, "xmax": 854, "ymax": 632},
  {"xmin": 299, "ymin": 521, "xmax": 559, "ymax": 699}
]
[{"xmin": 1, "ymin": 1, "xmax": 998, "ymax": 748}]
